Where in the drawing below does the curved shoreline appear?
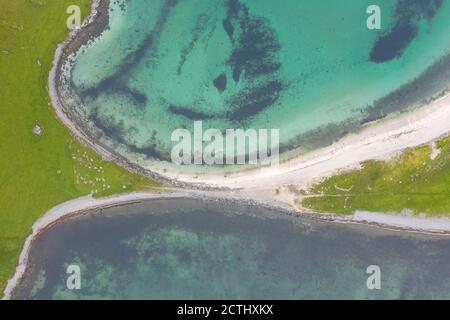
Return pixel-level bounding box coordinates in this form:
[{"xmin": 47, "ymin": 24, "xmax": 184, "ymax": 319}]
[
  {"xmin": 49, "ymin": 0, "xmax": 185, "ymax": 188},
  {"xmin": 5, "ymin": 189, "xmax": 450, "ymax": 300},
  {"xmin": 1, "ymin": 192, "xmax": 193, "ymax": 300}
]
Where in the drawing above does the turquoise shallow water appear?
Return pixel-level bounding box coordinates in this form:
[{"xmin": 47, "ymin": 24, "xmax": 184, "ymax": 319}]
[
  {"xmin": 60, "ymin": 0, "xmax": 450, "ymax": 173},
  {"xmin": 12, "ymin": 199, "xmax": 450, "ymax": 299}
]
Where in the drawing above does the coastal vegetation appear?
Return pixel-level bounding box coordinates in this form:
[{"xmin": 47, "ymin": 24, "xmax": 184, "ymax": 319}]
[
  {"xmin": 302, "ymin": 135, "xmax": 450, "ymax": 216},
  {"xmin": 0, "ymin": 0, "xmax": 161, "ymax": 294}
]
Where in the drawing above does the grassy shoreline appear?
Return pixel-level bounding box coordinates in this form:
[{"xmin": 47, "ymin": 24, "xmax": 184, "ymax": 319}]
[
  {"xmin": 0, "ymin": 0, "xmax": 161, "ymax": 294},
  {"xmin": 301, "ymin": 135, "xmax": 450, "ymax": 216}
]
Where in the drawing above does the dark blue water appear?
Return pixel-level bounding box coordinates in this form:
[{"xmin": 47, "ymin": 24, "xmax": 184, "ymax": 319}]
[{"xmin": 12, "ymin": 199, "xmax": 450, "ymax": 299}]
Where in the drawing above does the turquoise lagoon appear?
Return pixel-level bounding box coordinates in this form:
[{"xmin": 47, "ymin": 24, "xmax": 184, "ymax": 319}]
[
  {"xmin": 60, "ymin": 0, "xmax": 450, "ymax": 173},
  {"xmin": 12, "ymin": 199, "xmax": 450, "ymax": 299}
]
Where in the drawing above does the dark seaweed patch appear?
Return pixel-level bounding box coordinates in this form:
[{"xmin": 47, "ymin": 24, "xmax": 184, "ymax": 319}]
[
  {"xmin": 168, "ymin": 105, "xmax": 214, "ymax": 120},
  {"xmin": 222, "ymin": 0, "xmax": 285, "ymax": 121},
  {"xmin": 89, "ymin": 111, "xmax": 127, "ymax": 146},
  {"xmin": 127, "ymin": 143, "xmax": 169, "ymax": 161},
  {"xmin": 81, "ymin": 84, "xmax": 147, "ymax": 109},
  {"xmin": 223, "ymin": 19, "xmax": 234, "ymax": 39},
  {"xmin": 363, "ymin": 51, "xmax": 450, "ymax": 124},
  {"xmin": 370, "ymin": 0, "xmax": 443, "ymax": 63},
  {"xmin": 177, "ymin": 14, "xmax": 210, "ymax": 75},
  {"xmin": 370, "ymin": 21, "xmax": 417, "ymax": 63},
  {"xmin": 79, "ymin": 0, "xmax": 179, "ymax": 100},
  {"xmin": 224, "ymin": 0, "xmax": 282, "ymax": 81},
  {"xmin": 213, "ymin": 73, "xmax": 227, "ymax": 92},
  {"xmin": 89, "ymin": 111, "xmax": 169, "ymax": 160},
  {"xmin": 228, "ymin": 17, "xmax": 281, "ymax": 79},
  {"xmin": 227, "ymin": 80, "xmax": 283, "ymax": 122},
  {"xmin": 116, "ymin": 86, "xmax": 148, "ymax": 106}
]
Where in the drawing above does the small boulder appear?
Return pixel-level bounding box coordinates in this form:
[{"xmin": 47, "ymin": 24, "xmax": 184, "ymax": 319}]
[{"xmin": 33, "ymin": 124, "xmax": 43, "ymax": 136}]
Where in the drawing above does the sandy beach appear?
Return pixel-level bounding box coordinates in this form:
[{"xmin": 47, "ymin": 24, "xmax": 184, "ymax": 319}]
[{"xmin": 160, "ymin": 91, "xmax": 450, "ymax": 190}]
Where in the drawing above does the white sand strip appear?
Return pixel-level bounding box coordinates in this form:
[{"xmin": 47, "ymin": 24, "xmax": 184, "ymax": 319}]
[
  {"xmin": 163, "ymin": 92, "xmax": 450, "ymax": 190},
  {"xmin": 349, "ymin": 211, "xmax": 450, "ymax": 233}
]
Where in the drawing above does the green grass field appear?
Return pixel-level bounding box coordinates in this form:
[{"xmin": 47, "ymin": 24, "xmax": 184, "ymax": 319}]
[
  {"xmin": 0, "ymin": 0, "xmax": 162, "ymax": 294},
  {"xmin": 302, "ymin": 135, "xmax": 450, "ymax": 216}
]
